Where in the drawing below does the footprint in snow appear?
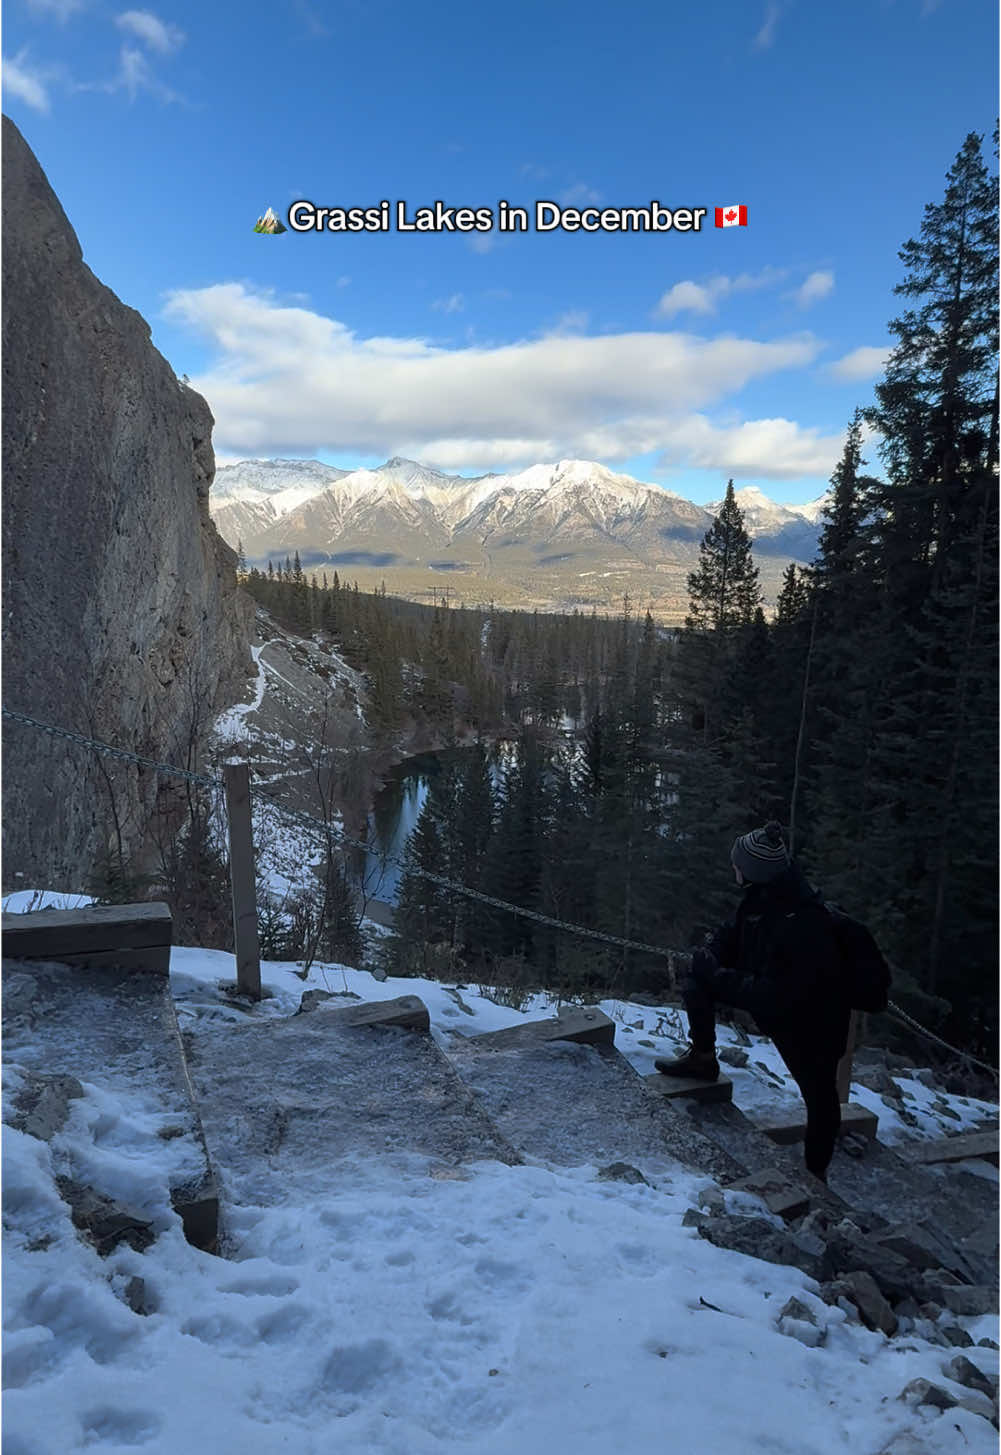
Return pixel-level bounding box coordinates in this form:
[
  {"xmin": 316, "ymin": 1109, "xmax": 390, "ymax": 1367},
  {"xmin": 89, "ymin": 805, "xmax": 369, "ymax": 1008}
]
[
  {"xmin": 80, "ymin": 1407, "xmax": 163, "ymax": 1446},
  {"xmin": 255, "ymin": 1304, "xmax": 313, "ymax": 1345},
  {"xmin": 220, "ymin": 1274, "xmax": 299, "ymax": 1298}
]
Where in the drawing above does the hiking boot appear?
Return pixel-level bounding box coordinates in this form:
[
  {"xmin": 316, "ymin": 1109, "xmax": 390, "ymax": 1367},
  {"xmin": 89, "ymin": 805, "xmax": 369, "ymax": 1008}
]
[{"xmin": 654, "ymin": 1046, "xmax": 720, "ymax": 1081}]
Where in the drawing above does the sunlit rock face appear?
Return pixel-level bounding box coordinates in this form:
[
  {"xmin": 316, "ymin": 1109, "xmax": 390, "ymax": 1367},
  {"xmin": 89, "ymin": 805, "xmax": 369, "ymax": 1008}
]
[{"xmin": 1, "ymin": 115, "xmax": 252, "ymax": 889}]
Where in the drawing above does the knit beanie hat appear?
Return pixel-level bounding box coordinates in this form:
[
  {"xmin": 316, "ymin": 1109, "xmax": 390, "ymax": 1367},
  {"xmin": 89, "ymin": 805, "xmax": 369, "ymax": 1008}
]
[{"xmin": 731, "ymin": 820, "xmax": 790, "ymax": 883}]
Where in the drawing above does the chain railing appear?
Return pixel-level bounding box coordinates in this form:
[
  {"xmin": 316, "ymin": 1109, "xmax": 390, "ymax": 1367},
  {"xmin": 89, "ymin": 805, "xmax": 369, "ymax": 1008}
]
[{"xmin": 4, "ymin": 705, "xmax": 996, "ymax": 1080}]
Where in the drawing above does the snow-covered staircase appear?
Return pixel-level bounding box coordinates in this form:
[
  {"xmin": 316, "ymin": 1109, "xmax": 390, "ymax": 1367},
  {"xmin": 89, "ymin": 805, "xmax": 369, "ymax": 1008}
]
[{"xmin": 181, "ymin": 996, "xmax": 521, "ymax": 1221}]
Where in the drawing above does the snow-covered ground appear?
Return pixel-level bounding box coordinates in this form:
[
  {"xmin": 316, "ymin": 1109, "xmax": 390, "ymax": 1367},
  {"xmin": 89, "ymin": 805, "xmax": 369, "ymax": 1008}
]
[{"xmin": 3, "ymin": 894, "xmax": 998, "ymax": 1455}]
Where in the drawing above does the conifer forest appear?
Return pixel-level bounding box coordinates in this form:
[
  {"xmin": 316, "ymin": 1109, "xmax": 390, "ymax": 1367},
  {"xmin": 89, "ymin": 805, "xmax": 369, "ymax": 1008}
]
[{"xmin": 239, "ymin": 132, "xmax": 997, "ymax": 1058}]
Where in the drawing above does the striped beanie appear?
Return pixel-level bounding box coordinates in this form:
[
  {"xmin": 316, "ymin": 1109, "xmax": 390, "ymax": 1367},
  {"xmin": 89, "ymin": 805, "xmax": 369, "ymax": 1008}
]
[{"xmin": 731, "ymin": 820, "xmax": 790, "ymax": 883}]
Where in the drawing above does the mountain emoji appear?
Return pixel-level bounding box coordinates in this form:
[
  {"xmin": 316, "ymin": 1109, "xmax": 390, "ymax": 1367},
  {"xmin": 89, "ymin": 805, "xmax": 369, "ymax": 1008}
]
[{"xmin": 254, "ymin": 207, "xmax": 287, "ymax": 234}]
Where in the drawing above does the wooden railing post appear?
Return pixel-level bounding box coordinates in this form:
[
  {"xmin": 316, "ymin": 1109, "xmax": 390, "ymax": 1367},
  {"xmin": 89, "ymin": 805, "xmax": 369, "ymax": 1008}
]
[
  {"xmin": 223, "ymin": 762, "xmax": 261, "ymax": 1001},
  {"xmin": 837, "ymin": 1009, "xmax": 859, "ymax": 1105}
]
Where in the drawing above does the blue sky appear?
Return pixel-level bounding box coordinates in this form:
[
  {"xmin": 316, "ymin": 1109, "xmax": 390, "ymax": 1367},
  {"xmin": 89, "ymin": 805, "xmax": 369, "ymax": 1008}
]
[{"xmin": 4, "ymin": 0, "xmax": 997, "ymax": 504}]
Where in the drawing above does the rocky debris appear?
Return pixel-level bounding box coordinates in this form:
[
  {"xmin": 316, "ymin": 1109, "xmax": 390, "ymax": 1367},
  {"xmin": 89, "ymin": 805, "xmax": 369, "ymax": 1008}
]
[
  {"xmin": 597, "ymin": 1162, "xmax": 649, "ymax": 1185},
  {"xmin": 695, "ymin": 1214, "xmax": 831, "ymax": 1282},
  {"xmin": 942, "ymin": 1353, "xmax": 999, "ymax": 1401},
  {"xmin": 2, "ymin": 971, "xmax": 41, "ymax": 1027},
  {"xmin": 2, "ymin": 116, "xmax": 252, "ymax": 888},
  {"xmin": 9, "ymin": 1069, "xmax": 84, "ymax": 1141},
  {"xmin": 717, "ymin": 1046, "xmax": 748, "ymax": 1068},
  {"xmin": 821, "ymin": 1270, "xmax": 897, "ymax": 1335},
  {"xmin": 123, "ymin": 1276, "xmax": 156, "ymax": 1316},
  {"xmin": 937, "ymin": 1284, "xmax": 998, "ymax": 1317},
  {"xmin": 854, "ymin": 1067, "xmax": 901, "ymax": 1097},
  {"xmin": 822, "ymin": 1227, "xmax": 918, "ymax": 1304},
  {"xmin": 898, "ymin": 1378, "xmax": 960, "ymax": 1411},
  {"xmin": 725, "ymin": 1168, "xmax": 810, "ymax": 1220},
  {"xmin": 941, "ymin": 1324, "xmax": 975, "ymax": 1348},
  {"xmin": 875, "ymin": 1221, "xmax": 980, "ymax": 1284},
  {"xmin": 55, "ymin": 1178, "xmax": 157, "ymax": 1257},
  {"xmin": 696, "ymin": 1185, "xmax": 726, "ymax": 1215},
  {"xmin": 297, "ymin": 989, "xmax": 341, "ymax": 1014},
  {"xmin": 776, "ymin": 1295, "xmax": 826, "ymax": 1348}
]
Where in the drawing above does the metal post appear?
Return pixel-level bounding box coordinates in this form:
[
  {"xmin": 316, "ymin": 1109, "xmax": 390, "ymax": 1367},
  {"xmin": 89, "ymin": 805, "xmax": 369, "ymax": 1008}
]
[
  {"xmin": 223, "ymin": 762, "xmax": 261, "ymax": 1000},
  {"xmin": 837, "ymin": 1009, "xmax": 859, "ymax": 1105}
]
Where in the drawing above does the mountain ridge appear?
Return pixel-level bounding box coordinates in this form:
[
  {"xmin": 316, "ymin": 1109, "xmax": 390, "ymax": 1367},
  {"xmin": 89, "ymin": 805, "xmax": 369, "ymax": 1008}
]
[{"xmin": 210, "ymin": 456, "xmax": 829, "ymax": 619}]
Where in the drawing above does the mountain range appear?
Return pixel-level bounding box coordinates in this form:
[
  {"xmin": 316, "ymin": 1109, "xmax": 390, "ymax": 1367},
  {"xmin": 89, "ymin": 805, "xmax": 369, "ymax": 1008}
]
[{"xmin": 209, "ymin": 456, "xmax": 828, "ymax": 620}]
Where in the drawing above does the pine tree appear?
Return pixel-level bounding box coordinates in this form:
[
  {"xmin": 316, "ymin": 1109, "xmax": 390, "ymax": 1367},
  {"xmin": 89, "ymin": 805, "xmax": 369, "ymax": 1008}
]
[
  {"xmin": 685, "ymin": 481, "xmax": 762, "ymax": 634},
  {"xmin": 678, "ymin": 481, "xmax": 763, "ymax": 745}
]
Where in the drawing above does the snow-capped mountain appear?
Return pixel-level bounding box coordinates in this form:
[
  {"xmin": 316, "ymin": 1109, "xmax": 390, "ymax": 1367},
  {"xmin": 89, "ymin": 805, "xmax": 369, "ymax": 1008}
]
[
  {"xmin": 708, "ymin": 485, "xmax": 831, "ymax": 561},
  {"xmin": 209, "ymin": 456, "xmax": 826, "ymax": 617}
]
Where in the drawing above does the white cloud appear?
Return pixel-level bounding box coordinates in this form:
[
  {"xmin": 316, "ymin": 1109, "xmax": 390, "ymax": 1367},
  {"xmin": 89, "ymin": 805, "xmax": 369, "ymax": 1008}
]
[
  {"xmin": 164, "ymin": 282, "xmax": 829, "ymax": 478},
  {"xmin": 79, "ymin": 42, "xmax": 184, "ymax": 102},
  {"xmin": 829, "ymin": 345, "xmax": 891, "ymax": 381},
  {"xmin": 115, "ymin": 9, "xmax": 185, "ymax": 53},
  {"xmin": 26, "ymin": 0, "xmax": 82, "ymax": 18},
  {"xmin": 431, "ymin": 294, "xmax": 465, "ymax": 314},
  {"xmin": 656, "ymin": 268, "xmax": 786, "ymax": 318},
  {"xmin": 657, "ymin": 415, "xmax": 845, "ymax": 480},
  {"xmin": 559, "ymin": 182, "xmax": 602, "ymax": 206},
  {"xmin": 336, "ymin": 276, "xmax": 352, "ymax": 288},
  {"xmin": 790, "ymin": 270, "xmax": 834, "ymax": 308},
  {"xmin": 753, "ymin": 1, "xmax": 782, "ymax": 49},
  {"xmin": 550, "ymin": 310, "xmax": 589, "ymax": 334},
  {"xmin": 3, "ymin": 54, "xmax": 51, "ymax": 112}
]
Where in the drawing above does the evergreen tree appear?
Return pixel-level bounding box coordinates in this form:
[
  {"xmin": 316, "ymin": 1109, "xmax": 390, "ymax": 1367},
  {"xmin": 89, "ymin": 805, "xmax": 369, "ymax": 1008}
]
[{"xmin": 685, "ymin": 481, "xmax": 762, "ymax": 634}]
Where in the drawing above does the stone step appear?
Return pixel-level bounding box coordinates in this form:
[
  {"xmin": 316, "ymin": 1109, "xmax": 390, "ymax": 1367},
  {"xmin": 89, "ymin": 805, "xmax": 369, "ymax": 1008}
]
[
  {"xmin": 183, "ymin": 998, "xmax": 521, "ymax": 1217},
  {"xmin": 468, "ymin": 1005, "xmax": 616, "ymax": 1050},
  {"xmin": 759, "ymin": 1102, "xmax": 879, "ymax": 1145},
  {"xmin": 2, "ymin": 954, "xmax": 218, "ymax": 1251},
  {"xmin": 724, "ymin": 1168, "xmax": 812, "ymax": 1221},
  {"xmin": 644, "ymin": 1071, "xmax": 734, "ymax": 1104},
  {"xmin": 445, "ymin": 1034, "xmax": 745, "ymax": 1182},
  {"xmin": 911, "ymin": 1129, "xmax": 999, "ymax": 1167}
]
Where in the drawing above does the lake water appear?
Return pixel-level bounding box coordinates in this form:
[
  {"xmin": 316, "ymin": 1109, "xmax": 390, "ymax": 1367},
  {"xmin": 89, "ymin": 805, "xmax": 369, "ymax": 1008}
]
[{"xmin": 361, "ymin": 745, "xmax": 511, "ymax": 905}]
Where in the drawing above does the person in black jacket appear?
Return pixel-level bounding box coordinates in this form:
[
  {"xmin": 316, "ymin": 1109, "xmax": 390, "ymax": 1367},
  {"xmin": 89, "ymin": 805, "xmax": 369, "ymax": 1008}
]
[{"xmin": 656, "ymin": 820, "xmax": 851, "ymax": 1180}]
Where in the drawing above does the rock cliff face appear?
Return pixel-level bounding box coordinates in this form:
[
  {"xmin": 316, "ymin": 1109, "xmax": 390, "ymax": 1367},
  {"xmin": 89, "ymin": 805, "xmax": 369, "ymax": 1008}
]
[{"xmin": 2, "ymin": 116, "xmax": 253, "ymax": 889}]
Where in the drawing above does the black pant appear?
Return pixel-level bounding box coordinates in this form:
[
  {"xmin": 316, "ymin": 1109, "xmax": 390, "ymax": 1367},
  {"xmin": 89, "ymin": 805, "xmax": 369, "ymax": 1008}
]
[
  {"xmin": 681, "ymin": 979, "xmax": 842, "ymax": 1178},
  {"xmin": 770, "ymin": 1032, "xmax": 842, "ymax": 1179}
]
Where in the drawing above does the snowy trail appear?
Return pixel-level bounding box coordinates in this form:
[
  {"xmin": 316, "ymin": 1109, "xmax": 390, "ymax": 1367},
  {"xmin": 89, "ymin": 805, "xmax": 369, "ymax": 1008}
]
[
  {"xmin": 213, "ymin": 642, "xmax": 271, "ymax": 747},
  {"xmin": 2, "ymin": 923, "xmax": 997, "ymax": 1455}
]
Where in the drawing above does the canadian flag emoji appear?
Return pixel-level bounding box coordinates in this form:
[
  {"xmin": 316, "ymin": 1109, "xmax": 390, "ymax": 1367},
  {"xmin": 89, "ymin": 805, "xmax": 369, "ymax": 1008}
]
[{"xmin": 715, "ymin": 205, "xmax": 748, "ymax": 228}]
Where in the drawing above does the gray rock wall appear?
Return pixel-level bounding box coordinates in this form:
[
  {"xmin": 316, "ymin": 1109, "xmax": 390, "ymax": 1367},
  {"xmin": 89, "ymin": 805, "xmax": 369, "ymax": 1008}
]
[{"xmin": 2, "ymin": 116, "xmax": 253, "ymax": 889}]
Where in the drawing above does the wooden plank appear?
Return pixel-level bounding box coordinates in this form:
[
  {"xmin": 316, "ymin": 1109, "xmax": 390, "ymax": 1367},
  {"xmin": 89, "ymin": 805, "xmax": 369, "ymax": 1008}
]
[
  {"xmin": 304, "ymin": 995, "xmax": 431, "ymax": 1034},
  {"xmin": 2, "ymin": 903, "xmax": 172, "ymax": 964},
  {"xmin": 760, "ymin": 1101, "xmax": 878, "ymax": 1145},
  {"xmin": 223, "ymin": 763, "xmax": 261, "ymax": 1001},
  {"xmin": 643, "ymin": 1071, "xmax": 733, "ymax": 1105},
  {"xmin": 469, "ymin": 1006, "xmax": 616, "ymax": 1050},
  {"xmin": 911, "ymin": 1129, "xmax": 999, "ymax": 1166},
  {"xmin": 15, "ymin": 947, "xmax": 172, "ymax": 976}
]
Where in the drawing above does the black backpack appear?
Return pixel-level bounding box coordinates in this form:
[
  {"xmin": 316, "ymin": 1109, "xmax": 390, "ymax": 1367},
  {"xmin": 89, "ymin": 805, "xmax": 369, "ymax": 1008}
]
[{"xmin": 824, "ymin": 902, "xmax": 891, "ymax": 1013}]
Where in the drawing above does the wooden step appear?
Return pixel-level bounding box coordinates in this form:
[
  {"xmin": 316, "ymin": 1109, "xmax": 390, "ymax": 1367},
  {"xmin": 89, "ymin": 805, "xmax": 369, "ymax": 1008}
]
[
  {"xmin": 911, "ymin": 1128, "xmax": 999, "ymax": 1166},
  {"xmin": 297, "ymin": 993, "xmax": 430, "ymax": 1033},
  {"xmin": 2, "ymin": 903, "xmax": 172, "ymax": 975},
  {"xmin": 644, "ymin": 1071, "xmax": 733, "ymax": 1104},
  {"xmin": 468, "ymin": 1005, "xmax": 615, "ymax": 1050},
  {"xmin": 759, "ymin": 1101, "xmax": 878, "ymax": 1145}
]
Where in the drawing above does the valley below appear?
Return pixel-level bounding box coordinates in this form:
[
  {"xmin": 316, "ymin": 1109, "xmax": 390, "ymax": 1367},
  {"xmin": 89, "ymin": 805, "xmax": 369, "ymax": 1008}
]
[{"xmin": 210, "ymin": 456, "xmax": 825, "ymax": 621}]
